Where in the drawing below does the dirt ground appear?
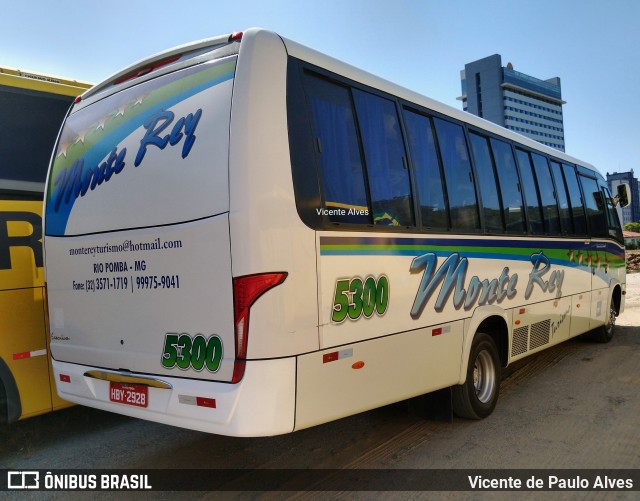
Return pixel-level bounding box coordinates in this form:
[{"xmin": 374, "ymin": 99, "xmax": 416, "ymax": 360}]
[{"xmin": 626, "ymin": 249, "xmax": 640, "ymax": 273}]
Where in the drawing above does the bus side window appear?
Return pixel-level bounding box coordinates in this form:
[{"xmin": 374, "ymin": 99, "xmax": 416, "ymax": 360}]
[
  {"xmin": 304, "ymin": 75, "xmax": 370, "ymax": 224},
  {"xmin": 352, "ymin": 90, "xmax": 414, "ymax": 227},
  {"xmin": 579, "ymin": 174, "xmax": 607, "ymax": 238},
  {"xmin": 531, "ymin": 153, "xmax": 561, "ymax": 235},
  {"xmin": 562, "ymin": 163, "xmax": 588, "ymax": 236},
  {"xmin": 402, "ymin": 109, "xmax": 448, "ymax": 230},
  {"xmin": 433, "ymin": 118, "xmax": 480, "ymax": 231},
  {"xmin": 490, "ymin": 138, "xmax": 525, "ymax": 233},
  {"xmin": 515, "ymin": 149, "xmax": 544, "ymax": 235},
  {"xmin": 600, "ymin": 183, "xmax": 624, "ymax": 242},
  {"xmin": 550, "ymin": 161, "xmax": 573, "ymax": 235},
  {"xmin": 468, "ymin": 132, "xmax": 504, "ymax": 233}
]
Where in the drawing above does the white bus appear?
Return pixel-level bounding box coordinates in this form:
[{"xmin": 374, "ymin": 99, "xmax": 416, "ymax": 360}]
[{"xmin": 43, "ymin": 28, "xmax": 629, "ymax": 436}]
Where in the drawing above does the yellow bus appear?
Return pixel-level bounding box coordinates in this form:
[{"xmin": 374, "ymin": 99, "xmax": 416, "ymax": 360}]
[{"xmin": 0, "ymin": 66, "xmax": 91, "ymax": 422}]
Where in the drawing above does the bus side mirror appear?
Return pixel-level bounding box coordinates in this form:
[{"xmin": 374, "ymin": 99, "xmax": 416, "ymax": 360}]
[{"xmin": 614, "ymin": 183, "xmax": 631, "ymax": 208}]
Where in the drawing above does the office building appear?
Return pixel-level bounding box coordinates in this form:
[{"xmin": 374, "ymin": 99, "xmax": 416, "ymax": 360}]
[{"xmin": 459, "ymin": 54, "xmax": 566, "ymax": 151}]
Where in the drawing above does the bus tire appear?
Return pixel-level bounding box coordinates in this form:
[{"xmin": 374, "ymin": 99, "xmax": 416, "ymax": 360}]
[
  {"xmin": 591, "ymin": 297, "xmax": 616, "ymax": 343},
  {"xmin": 453, "ymin": 333, "xmax": 500, "ymax": 420},
  {"xmin": 0, "ymin": 357, "xmax": 22, "ymax": 423}
]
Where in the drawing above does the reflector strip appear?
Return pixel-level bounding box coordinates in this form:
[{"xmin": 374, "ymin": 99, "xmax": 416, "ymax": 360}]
[
  {"xmin": 431, "ymin": 325, "xmax": 451, "ymax": 337},
  {"xmin": 323, "ymin": 348, "xmax": 353, "ymax": 363},
  {"xmin": 196, "ymin": 397, "xmax": 216, "ymax": 408},
  {"xmin": 13, "ymin": 349, "xmax": 47, "ymax": 360},
  {"xmin": 323, "ymin": 352, "xmax": 338, "ymax": 364},
  {"xmin": 179, "ymin": 395, "xmax": 216, "ymax": 409},
  {"xmin": 59, "ymin": 374, "xmax": 71, "ymax": 383}
]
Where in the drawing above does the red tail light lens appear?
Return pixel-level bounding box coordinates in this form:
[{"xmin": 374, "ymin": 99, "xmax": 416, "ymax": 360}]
[
  {"xmin": 113, "ymin": 55, "xmax": 181, "ymax": 86},
  {"xmin": 231, "ymin": 272, "xmax": 287, "ymax": 383}
]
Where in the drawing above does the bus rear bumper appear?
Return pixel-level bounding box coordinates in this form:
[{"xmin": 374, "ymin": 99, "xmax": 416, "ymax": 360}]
[{"xmin": 51, "ymin": 357, "xmax": 296, "ymax": 437}]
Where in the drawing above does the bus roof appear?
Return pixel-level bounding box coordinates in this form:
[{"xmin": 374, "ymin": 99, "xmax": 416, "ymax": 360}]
[{"xmin": 0, "ymin": 66, "xmax": 92, "ymax": 97}]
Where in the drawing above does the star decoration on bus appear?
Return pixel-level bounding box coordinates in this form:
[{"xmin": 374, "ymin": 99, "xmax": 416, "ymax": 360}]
[
  {"xmin": 133, "ymin": 93, "xmax": 148, "ymax": 106},
  {"xmin": 74, "ymin": 128, "xmax": 91, "ymax": 145},
  {"xmin": 56, "ymin": 138, "xmax": 74, "ymax": 158},
  {"xmin": 115, "ymin": 103, "xmax": 129, "ymax": 117},
  {"xmin": 96, "ymin": 115, "xmax": 110, "ymax": 130},
  {"xmin": 566, "ymin": 248, "xmax": 615, "ymax": 273}
]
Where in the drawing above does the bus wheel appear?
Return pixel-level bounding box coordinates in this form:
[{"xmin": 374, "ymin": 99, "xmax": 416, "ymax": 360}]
[
  {"xmin": 592, "ymin": 297, "xmax": 616, "ymax": 343},
  {"xmin": 453, "ymin": 333, "xmax": 500, "ymax": 419}
]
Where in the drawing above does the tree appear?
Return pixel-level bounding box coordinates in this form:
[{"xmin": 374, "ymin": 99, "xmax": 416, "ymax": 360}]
[{"xmin": 623, "ymin": 222, "xmax": 640, "ymax": 233}]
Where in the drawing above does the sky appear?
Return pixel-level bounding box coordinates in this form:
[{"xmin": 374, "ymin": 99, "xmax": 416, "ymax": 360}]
[{"xmin": 2, "ymin": 0, "xmax": 638, "ymax": 176}]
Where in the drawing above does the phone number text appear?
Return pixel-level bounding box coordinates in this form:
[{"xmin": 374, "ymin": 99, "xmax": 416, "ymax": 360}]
[{"xmin": 74, "ymin": 275, "xmax": 181, "ymax": 292}]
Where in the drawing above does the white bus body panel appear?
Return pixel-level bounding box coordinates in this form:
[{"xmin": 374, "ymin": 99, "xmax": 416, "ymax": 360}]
[
  {"xmin": 52, "ymin": 357, "xmax": 296, "ymax": 436},
  {"xmin": 45, "ymin": 58, "xmax": 240, "ymax": 383},
  {"xmin": 228, "ymin": 29, "xmax": 319, "ymax": 359},
  {"xmin": 44, "ymin": 31, "xmax": 317, "ymax": 434},
  {"xmin": 46, "ymin": 216, "xmax": 236, "ymax": 381},
  {"xmin": 295, "ymin": 321, "xmax": 464, "ymax": 431},
  {"xmin": 46, "ymin": 58, "xmax": 236, "ymax": 235}
]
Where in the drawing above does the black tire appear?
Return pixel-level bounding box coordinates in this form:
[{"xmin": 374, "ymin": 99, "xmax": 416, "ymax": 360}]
[
  {"xmin": 452, "ymin": 333, "xmax": 501, "ymax": 419},
  {"xmin": 591, "ymin": 297, "xmax": 616, "ymax": 343}
]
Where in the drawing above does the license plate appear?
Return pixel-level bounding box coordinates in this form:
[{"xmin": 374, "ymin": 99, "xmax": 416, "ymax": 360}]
[{"xmin": 109, "ymin": 382, "xmax": 148, "ymax": 408}]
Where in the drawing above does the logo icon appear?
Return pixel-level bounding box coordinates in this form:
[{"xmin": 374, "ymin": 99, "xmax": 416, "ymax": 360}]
[{"xmin": 7, "ymin": 471, "xmax": 39, "ymax": 489}]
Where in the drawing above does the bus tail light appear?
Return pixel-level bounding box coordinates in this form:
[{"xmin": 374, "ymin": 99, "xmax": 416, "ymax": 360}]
[
  {"xmin": 231, "ymin": 272, "xmax": 288, "ymax": 383},
  {"xmin": 113, "ymin": 55, "xmax": 181, "ymax": 86}
]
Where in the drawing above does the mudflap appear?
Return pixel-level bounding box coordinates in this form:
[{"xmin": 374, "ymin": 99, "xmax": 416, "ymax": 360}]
[{"xmin": 408, "ymin": 387, "xmax": 453, "ymax": 423}]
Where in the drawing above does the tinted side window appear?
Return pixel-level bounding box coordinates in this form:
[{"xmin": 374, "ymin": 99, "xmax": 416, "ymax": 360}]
[
  {"xmin": 353, "ymin": 90, "xmax": 413, "ymax": 226},
  {"xmin": 433, "ymin": 118, "xmax": 480, "ymax": 231},
  {"xmin": 562, "ymin": 163, "xmax": 587, "ymax": 236},
  {"xmin": 550, "ymin": 161, "xmax": 572, "ymax": 234},
  {"xmin": 305, "ymin": 75, "xmax": 370, "ymax": 224},
  {"xmin": 598, "ymin": 179, "xmax": 623, "ymax": 242},
  {"xmin": 515, "ymin": 149, "xmax": 544, "ymax": 234},
  {"xmin": 490, "ymin": 139, "xmax": 525, "ymax": 233},
  {"xmin": 403, "ymin": 109, "xmax": 448, "ymax": 229},
  {"xmin": 531, "ymin": 153, "xmax": 561, "ymax": 235},
  {"xmin": 0, "ymin": 88, "xmax": 73, "ymax": 188},
  {"xmin": 469, "ymin": 132, "xmax": 504, "ymax": 232},
  {"xmin": 579, "ymin": 175, "xmax": 607, "ymax": 238}
]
